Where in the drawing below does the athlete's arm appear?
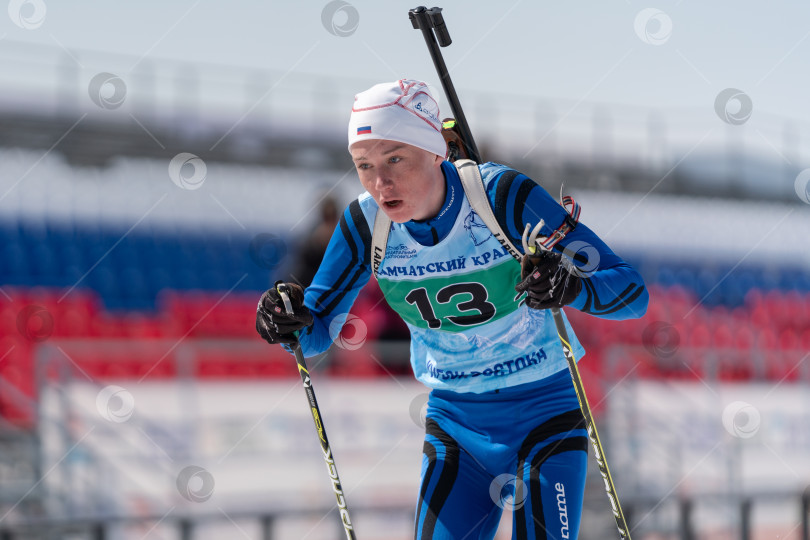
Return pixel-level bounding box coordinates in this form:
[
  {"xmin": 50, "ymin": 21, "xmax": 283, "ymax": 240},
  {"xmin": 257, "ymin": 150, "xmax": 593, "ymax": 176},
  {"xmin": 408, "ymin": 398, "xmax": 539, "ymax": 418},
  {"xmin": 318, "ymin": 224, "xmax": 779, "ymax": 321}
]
[
  {"xmin": 485, "ymin": 167, "xmax": 648, "ymax": 320},
  {"xmin": 295, "ymin": 200, "xmax": 373, "ymax": 356}
]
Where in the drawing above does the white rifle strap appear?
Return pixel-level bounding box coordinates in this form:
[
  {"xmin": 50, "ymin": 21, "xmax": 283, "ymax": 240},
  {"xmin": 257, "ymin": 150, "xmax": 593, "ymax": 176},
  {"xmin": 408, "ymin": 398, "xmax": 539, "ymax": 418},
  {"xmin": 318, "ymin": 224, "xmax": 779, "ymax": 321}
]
[
  {"xmin": 455, "ymin": 159, "xmax": 523, "ymax": 263},
  {"xmin": 370, "ymin": 207, "xmax": 391, "ymax": 278}
]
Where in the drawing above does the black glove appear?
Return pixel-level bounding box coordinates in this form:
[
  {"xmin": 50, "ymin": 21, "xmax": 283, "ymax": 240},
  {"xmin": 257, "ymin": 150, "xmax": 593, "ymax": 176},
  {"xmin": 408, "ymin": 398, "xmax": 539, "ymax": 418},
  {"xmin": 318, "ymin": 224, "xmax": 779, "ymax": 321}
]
[
  {"xmin": 515, "ymin": 250, "xmax": 583, "ymax": 310},
  {"xmin": 256, "ymin": 283, "xmax": 313, "ymax": 344}
]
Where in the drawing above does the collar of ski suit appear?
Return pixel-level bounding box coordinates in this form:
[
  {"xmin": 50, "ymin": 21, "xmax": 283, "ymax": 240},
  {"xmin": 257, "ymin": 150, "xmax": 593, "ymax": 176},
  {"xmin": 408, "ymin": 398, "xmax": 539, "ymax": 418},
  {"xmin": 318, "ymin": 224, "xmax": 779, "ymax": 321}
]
[{"xmin": 404, "ymin": 160, "xmax": 463, "ymax": 246}]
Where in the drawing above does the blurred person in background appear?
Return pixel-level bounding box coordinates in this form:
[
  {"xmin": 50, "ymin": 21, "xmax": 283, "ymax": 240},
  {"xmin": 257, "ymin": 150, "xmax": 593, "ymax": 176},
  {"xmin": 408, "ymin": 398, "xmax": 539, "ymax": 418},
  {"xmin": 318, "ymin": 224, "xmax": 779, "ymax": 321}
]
[
  {"xmin": 292, "ymin": 194, "xmax": 340, "ymax": 287},
  {"xmin": 256, "ymin": 79, "xmax": 648, "ymax": 539}
]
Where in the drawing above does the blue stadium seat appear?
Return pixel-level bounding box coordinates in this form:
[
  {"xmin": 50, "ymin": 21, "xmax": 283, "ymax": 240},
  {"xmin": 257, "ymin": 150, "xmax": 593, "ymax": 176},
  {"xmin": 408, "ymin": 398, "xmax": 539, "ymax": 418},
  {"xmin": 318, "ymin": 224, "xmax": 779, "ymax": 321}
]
[{"xmin": 8, "ymin": 215, "xmax": 805, "ymax": 312}]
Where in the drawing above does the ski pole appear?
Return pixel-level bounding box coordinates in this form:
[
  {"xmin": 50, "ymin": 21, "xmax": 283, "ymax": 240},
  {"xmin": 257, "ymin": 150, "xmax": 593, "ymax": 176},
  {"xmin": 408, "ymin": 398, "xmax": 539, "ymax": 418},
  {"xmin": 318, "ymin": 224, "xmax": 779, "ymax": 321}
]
[
  {"xmin": 276, "ymin": 283, "xmax": 356, "ymax": 540},
  {"xmin": 408, "ymin": 8, "xmax": 632, "ymax": 539},
  {"xmin": 522, "ymin": 227, "xmax": 631, "ymax": 540}
]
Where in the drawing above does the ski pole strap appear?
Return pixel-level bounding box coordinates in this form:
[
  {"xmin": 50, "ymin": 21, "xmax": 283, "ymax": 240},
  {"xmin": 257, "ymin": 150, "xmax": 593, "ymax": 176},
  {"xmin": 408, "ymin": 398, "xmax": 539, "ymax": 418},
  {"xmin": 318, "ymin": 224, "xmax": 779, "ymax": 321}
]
[{"xmin": 537, "ymin": 192, "xmax": 581, "ymax": 251}]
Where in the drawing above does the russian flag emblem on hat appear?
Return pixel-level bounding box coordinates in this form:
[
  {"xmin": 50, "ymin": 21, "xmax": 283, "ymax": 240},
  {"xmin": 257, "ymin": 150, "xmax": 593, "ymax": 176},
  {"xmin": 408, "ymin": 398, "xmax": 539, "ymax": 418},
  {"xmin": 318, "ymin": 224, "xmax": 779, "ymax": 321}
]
[{"xmin": 357, "ymin": 126, "xmax": 372, "ymax": 135}]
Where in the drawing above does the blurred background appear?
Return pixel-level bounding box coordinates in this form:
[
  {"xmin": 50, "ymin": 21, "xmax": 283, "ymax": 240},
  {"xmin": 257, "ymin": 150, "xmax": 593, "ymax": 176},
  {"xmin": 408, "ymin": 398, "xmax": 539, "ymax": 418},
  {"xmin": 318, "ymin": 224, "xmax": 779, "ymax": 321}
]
[{"xmin": 1, "ymin": 1, "xmax": 809, "ymax": 539}]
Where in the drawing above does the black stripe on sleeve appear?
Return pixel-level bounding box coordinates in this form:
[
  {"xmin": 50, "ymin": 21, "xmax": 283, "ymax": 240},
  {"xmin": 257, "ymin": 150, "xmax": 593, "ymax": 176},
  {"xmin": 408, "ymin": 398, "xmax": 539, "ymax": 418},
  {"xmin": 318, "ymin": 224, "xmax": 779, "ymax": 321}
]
[
  {"xmin": 580, "ymin": 280, "xmax": 646, "ymax": 316},
  {"xmin": 319, "ymin": 265, "xmax": 369, "ymax": 318},
  {"xmin": 512, "ymin": 177, "xmax": 536, "ymax": 246},
  {"xmin": 349, "ymin": 199, "xmax": 372, "ymax": 266},
  {"xmin": 493, "ymin": 170, "xmax": 520, "ymax": 229},
  {"xmin": 312, "ymin": 213, "xmax": 357, "ymax": 312},
  {"xmin": 312, "ymin": 200, "xmax": 371, "ymax": 316}
]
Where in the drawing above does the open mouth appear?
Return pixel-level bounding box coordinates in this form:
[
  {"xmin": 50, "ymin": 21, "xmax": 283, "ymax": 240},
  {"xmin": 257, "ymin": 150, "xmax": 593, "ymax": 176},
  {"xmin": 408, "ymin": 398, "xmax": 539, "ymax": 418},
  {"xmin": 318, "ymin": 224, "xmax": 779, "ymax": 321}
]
[{"xmin": 384, "ymin": 200, "xmax": 402, "ymax": 208}]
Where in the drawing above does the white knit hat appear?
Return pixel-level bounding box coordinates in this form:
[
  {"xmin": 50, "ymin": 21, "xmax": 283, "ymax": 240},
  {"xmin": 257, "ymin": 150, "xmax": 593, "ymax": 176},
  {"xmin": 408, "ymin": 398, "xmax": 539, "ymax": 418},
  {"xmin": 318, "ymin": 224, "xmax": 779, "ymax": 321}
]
[{"xmin": 347, "ymin": 79, "xmax": 447, "ymax": 158}]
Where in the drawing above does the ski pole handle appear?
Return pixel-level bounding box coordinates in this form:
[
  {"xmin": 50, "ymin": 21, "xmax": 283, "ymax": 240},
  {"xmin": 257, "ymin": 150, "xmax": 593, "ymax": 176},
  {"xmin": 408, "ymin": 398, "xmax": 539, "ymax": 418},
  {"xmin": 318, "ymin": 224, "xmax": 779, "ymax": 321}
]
[{"xmin": 277, "ymin": 283, "xmax": 295, "ymax": 317}]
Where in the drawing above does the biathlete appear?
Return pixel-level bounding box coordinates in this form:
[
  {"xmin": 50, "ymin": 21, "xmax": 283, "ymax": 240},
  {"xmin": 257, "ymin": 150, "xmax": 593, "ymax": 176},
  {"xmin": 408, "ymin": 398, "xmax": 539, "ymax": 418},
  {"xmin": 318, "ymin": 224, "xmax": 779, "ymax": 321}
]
[{"xmin": 256, "ymin": 79, "xmax": 648, "ymax": 539}]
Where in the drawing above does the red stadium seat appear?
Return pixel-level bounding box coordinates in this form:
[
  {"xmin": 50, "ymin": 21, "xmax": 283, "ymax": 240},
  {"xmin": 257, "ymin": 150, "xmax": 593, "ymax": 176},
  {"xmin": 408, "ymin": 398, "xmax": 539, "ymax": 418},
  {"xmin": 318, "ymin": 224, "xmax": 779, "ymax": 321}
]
[
  {"xmin": 0, "ymin": 336, "xmax": 36, "ymax": 427},
  {"xmin": 712, "ymin": 322, "xmax": 734, "ymax": 349},
  {"xmin": 778, "ymin": 328, "xmax": 800, "ymax": 351},
  {"xmin": 733, "ymin": 325, "xmax": 755, "ymax": 350},
  {"xmin": 329, "ymin": 345, "xmax": 384, "ymax": 378},
  {"xmin": 687, "ymin": 323, "xmax": 712, "ymax": 349},
  {"xmin": 801, "ymin": 328, "xmax": 810, "ymax": 351}
]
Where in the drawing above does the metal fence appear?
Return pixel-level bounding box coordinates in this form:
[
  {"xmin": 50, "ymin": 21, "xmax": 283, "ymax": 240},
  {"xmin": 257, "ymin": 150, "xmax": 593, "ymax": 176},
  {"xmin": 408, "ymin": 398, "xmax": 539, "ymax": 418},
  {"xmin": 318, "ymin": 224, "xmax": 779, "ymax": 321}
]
[{"xmin": 1, "ymin": 492, "xmax": 807, "ymax": 539}]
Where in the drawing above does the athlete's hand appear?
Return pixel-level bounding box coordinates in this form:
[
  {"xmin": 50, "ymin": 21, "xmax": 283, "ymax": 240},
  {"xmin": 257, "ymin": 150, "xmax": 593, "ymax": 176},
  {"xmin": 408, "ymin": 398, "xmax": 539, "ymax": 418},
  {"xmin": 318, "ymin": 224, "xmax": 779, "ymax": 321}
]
[
  {"xmin": 256, "ymin": 283, "xmax": 313, "ymax": 344},
  {"xmin": 515, "ymin": 251, "xmax": 582, "ymax": 310}
]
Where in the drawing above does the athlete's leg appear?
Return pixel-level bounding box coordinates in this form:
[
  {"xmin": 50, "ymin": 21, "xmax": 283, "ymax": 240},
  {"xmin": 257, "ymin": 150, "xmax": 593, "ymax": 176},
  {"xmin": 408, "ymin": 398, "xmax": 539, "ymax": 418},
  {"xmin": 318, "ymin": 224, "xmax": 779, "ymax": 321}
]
[
  {"xmin": 414, "ymin": 418, "xmax": 503, "ymax": 540},
  {"xmin": 512, "ymin": 410, "xmax": 588, "ymax": 540}
]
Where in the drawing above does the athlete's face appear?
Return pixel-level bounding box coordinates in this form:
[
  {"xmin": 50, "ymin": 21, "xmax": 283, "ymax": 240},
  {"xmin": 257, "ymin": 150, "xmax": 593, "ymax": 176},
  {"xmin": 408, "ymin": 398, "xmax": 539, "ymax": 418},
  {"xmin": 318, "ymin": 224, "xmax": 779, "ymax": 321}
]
[{"xmin": 350, "ymin": 139, "xmax": 445, "ymax": 223}]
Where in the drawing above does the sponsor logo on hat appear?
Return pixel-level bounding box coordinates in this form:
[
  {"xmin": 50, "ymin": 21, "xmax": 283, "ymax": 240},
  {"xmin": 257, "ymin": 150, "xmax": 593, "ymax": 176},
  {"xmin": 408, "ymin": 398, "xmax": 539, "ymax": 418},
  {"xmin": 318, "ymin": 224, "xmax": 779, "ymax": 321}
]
[
  {"xmin": 412, "ymin": 98, "xmax": 439, "ymax": 124},
  {"xmin": 357, "ymin": 126, "xmax": 372, "ymax": 135}
]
